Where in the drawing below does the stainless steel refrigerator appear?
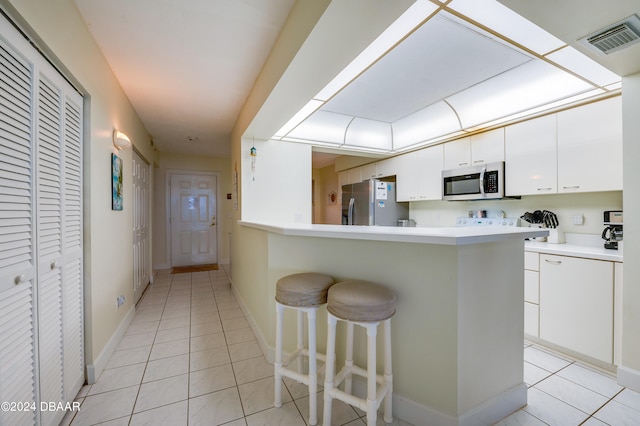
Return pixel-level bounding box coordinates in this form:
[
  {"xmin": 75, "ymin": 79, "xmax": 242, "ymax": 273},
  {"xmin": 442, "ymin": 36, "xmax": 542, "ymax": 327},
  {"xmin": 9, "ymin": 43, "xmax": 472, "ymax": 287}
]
[{"xmin": 341, "ymin": 180, "xmax": 409, "ymax": 226}]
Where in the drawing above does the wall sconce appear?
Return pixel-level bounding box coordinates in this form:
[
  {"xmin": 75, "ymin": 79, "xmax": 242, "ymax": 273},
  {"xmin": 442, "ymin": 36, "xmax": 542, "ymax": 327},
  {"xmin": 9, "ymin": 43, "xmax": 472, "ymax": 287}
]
[
  {"xmin": 250, "ymin": 145, "xmax": 257, "ymax": 181},
  {"xmin": 113, "ymin": 130, "xmax": 131, "ymax": 150}
]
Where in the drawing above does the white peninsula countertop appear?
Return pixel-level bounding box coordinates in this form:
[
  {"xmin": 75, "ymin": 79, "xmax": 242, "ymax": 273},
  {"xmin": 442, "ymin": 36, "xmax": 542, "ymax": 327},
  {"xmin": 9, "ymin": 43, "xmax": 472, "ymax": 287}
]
[
  {"xmin": 233, "ymin": 220, "xmax": 549, "ymax": 425},
  {"xmin": 239, "ymin": 221, "xmax": 548, "ymax": 245}
]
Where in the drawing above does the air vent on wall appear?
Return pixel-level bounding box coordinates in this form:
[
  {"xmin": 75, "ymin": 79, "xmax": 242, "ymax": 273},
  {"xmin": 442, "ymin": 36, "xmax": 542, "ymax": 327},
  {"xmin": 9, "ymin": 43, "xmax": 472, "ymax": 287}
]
[{"xmin": 580, "ymin": 15, "xmax": 640, "ymax": 55}]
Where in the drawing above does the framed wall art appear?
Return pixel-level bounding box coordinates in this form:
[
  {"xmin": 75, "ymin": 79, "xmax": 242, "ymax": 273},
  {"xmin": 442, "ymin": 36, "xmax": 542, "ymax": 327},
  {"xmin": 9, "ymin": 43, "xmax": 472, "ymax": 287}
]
[{"xmin": 111, "ymin": 153, "xmax": 123, "ymax": 210}]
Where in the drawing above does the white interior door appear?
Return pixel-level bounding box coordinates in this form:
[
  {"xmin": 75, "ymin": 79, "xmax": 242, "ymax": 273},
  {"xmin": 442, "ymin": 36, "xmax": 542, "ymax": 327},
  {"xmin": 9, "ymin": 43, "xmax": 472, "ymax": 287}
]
[
  {"xmin": 133, "ymin": 151, "xmax": 150, "ymax": 303},
  {"xmin": 170, "ymin": 173, "xmax": 217, "ymax": 267},
  {"xmin": 1, "ymin": 13, "xmax": 83, "ymax": 426}
]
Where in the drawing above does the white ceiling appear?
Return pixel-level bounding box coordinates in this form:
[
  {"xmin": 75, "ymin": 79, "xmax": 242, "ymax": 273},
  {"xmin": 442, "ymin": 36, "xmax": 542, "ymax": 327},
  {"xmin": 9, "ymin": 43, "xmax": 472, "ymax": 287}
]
[
  {"xmin": 72, "ymin": 0, "xmax": 640, "ymax": 163},
  {"xmin": 498, "ymin": 0, "xmax": 640, "ymax": 78},
  {"xmin": 74, "ymin": 0, "xmax": 296, "ymax": 157},
  {"xmin": 279, "ymin": 1, "xmax": 635, "ymax": 154}
]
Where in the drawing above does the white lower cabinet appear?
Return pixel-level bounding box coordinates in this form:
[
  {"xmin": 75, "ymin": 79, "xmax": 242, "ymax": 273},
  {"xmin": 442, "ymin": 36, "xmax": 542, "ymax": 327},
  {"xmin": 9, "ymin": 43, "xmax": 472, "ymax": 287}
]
[
  {"xmin": 524, "ymin": 252, "xmax": 540, "ymax": 337},
  {"xmin": 614, "ymin": 262, "xmax": 623, "ymax": 366},
  {"xmin": 539, "ymin": 254, "xmax": 614, "ymax": 364}
]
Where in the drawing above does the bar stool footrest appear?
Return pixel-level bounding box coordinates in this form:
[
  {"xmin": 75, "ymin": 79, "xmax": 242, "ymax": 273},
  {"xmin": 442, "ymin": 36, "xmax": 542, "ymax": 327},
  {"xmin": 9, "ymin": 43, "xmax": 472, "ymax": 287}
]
[{"xmin": 329, "ymin": 366, "xmax": 392, "ymax": 412}]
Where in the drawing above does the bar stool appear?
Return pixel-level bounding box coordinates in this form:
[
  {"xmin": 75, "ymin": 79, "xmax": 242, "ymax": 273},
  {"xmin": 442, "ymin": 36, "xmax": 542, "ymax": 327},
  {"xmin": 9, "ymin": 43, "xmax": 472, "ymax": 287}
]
[
  {"xmin": 274, "ymin": 272, "xmax": 335, "ymax": 425},
  {"xmin": 323, "ymin": 280, "xmax": 396, "ymax": 426}
]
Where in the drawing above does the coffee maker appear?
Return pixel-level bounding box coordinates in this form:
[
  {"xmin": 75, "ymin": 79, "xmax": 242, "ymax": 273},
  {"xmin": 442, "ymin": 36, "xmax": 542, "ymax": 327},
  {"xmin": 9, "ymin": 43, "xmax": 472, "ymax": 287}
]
[{"xmin": 602, "ymin": 211, "xmax": 623, "ymax": 250}]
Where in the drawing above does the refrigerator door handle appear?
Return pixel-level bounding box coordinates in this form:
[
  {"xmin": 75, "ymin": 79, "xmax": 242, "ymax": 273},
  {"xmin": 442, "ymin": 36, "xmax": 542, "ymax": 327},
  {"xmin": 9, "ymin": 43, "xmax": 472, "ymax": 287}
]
[{"xmin": 348, "ymin": 197, "xmax": 355, "ymax": 225}]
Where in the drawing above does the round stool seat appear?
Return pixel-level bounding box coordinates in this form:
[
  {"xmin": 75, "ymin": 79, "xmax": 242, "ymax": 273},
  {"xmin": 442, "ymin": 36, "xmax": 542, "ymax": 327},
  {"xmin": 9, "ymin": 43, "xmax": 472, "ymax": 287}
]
[
  {"xmin": 327, "ymin": 280, "xmax": 397, "ymax": 322},
  {"xmin": 276, "ymin": 272, "xmax": 335, "ymax": 307}
]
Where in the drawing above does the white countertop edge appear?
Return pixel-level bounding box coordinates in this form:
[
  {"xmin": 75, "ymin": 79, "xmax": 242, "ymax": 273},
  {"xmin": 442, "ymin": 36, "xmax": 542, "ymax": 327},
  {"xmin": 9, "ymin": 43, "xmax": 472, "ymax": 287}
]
[
  {"xmin": 239, "ymin": 221, "xmax": 548, "ymax": 246},
  {"xmin": 525, "ymin": 241, "xmax": 623, "ymax": 262}
]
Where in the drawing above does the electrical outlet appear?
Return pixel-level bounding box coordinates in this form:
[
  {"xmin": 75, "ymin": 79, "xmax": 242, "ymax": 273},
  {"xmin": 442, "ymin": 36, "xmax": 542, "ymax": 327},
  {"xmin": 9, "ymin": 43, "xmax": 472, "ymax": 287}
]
[
  {"xmin": 116, "ymin": 295, "xmax": 125, "ymax": 308},
  {"xmin": 572, "ymin": 214, "xmax": 584, "ymax": 225}
]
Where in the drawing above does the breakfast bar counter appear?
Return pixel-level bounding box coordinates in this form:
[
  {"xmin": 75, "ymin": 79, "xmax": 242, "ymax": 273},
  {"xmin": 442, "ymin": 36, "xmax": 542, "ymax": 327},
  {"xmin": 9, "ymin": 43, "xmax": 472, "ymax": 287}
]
[{"xmin": 232, "ymin": 221, "xmax": 547, "ymax": 425}]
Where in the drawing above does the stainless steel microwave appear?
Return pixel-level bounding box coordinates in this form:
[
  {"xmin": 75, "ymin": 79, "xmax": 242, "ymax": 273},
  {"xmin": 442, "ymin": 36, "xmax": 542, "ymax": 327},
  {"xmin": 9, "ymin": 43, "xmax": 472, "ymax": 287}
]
[{"xmin": 442, "ymin": 161, "xmax": 505, "ymax": 201}]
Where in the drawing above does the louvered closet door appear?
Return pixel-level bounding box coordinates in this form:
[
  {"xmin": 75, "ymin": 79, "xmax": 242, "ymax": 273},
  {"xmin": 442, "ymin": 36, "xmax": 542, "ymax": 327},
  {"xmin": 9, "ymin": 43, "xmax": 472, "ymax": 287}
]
[
  {"xmin": 62, "ymin": 93, "xmax": 84, "ymax": 403},
  {"xmin": 36, "ymin": 74, "xmax": 65, "ymax": 426},
  {"xmin": 0, "ymin": 33, "xmax": 38, "ymax": 426},
  {"xmin": 36, "ymin": 72, "xmax": 84, "ymax": 426},
  {"xmin": 1, "ymin": 13, "xmax": 84, "ymax": 426}
]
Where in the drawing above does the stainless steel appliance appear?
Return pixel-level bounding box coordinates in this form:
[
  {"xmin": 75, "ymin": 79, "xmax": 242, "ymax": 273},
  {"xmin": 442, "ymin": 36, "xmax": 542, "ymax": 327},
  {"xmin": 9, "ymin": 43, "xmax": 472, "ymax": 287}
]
[
  {"xmin": 442, "ymin": 161, "xmax": 506, "ymax": 201},
  {"xmin": 603, "ymin": 210, "xmax": 623, "ymax": 250},
  {"xmin": 342, "ymin": 180, "xmax": 409, "ymax": 226}
]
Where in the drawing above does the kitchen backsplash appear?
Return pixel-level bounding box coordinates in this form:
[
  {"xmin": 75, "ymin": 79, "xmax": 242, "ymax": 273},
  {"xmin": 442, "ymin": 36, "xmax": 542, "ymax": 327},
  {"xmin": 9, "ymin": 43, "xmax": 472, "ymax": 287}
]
[{"xmin": 409, "ymin": 191, "xmax": 622, "ymax": 235}]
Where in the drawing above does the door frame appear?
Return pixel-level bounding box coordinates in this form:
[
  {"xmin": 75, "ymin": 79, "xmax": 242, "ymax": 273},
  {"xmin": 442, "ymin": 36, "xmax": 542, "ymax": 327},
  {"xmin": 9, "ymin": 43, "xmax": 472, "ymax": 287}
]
[{"xmin": 165, "ymin": 170, "xmax": 221, "ymax": 267}]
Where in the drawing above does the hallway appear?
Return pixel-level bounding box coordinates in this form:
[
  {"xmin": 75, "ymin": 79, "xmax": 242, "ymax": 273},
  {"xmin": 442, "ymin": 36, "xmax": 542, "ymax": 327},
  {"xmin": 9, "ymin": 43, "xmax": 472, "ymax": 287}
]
[{"xmin": 62, "ymin": 267, "xmax": 380, "ymax": 426}]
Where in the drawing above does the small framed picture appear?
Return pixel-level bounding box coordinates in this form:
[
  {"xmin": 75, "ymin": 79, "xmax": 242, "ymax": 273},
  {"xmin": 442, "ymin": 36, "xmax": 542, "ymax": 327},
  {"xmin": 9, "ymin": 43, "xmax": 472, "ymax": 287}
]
[
  {"xmin": 328, "ymin": 191, "xmax": 337, "ymax": 205},
  {"xmin": 111, "ymin": 153, "xmax": 123, "ymax": 210}
]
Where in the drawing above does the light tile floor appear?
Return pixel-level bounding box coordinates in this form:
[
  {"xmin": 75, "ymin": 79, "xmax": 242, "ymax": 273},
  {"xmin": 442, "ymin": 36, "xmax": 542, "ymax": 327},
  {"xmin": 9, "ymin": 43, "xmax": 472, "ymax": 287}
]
[
  {"xmin": 499, "ymin": 344, "xmax": 640, "ymax": 426},
  {"xmin": 62, "ymin": 267, "xmax": 640, "ymax": 426}
]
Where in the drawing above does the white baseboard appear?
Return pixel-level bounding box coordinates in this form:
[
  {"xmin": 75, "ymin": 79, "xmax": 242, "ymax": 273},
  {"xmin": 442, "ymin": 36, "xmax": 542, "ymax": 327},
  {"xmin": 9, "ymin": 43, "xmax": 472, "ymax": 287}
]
[
  {"xmin": 85, "ymin": 305, "xmax": 136, "ymax": 384},
  {"xmin": 230, "ymin": 281, "xmax": 275, "ymax": 363},
  {"xmin": 458, "ymin": 383, "xmax": 527, "ymax": 426},
  {"xmin": 229, "ymin": 278, "xmax": 525, "ymax": 425},
  {"xmin": 347, "ymin": 376, "xmax": 525, "ymax": 425},
  {"xmin": 618, "ymin": 366, "xmax": 640, "ymax": 392}
]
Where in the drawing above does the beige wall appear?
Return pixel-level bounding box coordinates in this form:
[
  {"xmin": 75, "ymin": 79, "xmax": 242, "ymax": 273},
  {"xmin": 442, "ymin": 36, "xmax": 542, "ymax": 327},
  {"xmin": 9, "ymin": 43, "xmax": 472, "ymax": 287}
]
[
  {"xmin": 241, "ymin": 138, "xmax": 311, "ymax": 223},
  {"xmin": 3, "ymin": 0, "xmax": 154, "ymax": 374},
  {"xmin": 152, "ymin": 152, "xmax": 232, "ymax": 268},
  {"xmin": 312, "ymin": 164, "xmax": 342, "ymax": 224},
  {"xmin": 411, "ymin": 191, "xmax": 622, "ymax": 235}
]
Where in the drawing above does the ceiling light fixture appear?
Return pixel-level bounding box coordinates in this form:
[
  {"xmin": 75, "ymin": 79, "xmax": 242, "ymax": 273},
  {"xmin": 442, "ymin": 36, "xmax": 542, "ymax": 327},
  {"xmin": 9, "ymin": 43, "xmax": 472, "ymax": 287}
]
[
  {"xmin": 272, "ymin": 1, "xmax": 438, "ymax": 141},
  {"xmin": 314, "ymin": 1, "xmax": 439, "ymax": 102},
  {"xmin": 112, "ymin": 130, "xmax": 131, "ymax": 150}
]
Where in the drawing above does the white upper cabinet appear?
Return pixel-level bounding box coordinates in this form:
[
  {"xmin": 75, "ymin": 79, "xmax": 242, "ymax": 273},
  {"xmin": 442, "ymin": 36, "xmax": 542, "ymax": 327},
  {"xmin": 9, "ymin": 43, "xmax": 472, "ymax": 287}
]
[
  {"xmin": 338, "ymin": 171, "xmax": 348, "ymax": 189},
  {"xmin": 505, "ymin": 114, "xmax": 558, "ymax": 196},
  {"xmin": 417, "ymin": 144, "xmax": 444, "ymax": 200},
  {"xmin": 361, "ymin": 163, "xmax": 377, "ymax": 180},
  {"xmin": 557, "ymin": 97, "xmax": 622, "ymax": 193},
  {"xmin": 396, "ymin": 152, "xmax": 418, "ymax": 202},
  {"xmin": 361, "ymin": 158, "xmax": 398, "ymax": 180},
  {"xmin": 443, "ymin": 137, "xmax": 471, "ymax": 170},
  {"xmin": 347, "ymin": 167, "xmax": 362, "ymax": 184},
  {"xmin": 397, "ymin": 144, "xmax": 443, "ymax": 201},
  {"xmin": 444, "ymin": 129, "xmax": 504, "ymax": 170},
  {"xmin": 375, "ymin": 157, "xmax": 397, "ymax": 178},
  {"xmin": 470, "ymin": 128, "xmax": 505, "ymax": 165}
]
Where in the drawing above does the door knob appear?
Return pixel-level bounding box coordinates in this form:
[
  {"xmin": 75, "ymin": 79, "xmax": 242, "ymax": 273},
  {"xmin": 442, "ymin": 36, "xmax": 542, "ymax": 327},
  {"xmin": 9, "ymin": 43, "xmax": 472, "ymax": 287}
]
[{"xmin": 210, "ymin": 216, "xmax": 216, "ymax": 226}]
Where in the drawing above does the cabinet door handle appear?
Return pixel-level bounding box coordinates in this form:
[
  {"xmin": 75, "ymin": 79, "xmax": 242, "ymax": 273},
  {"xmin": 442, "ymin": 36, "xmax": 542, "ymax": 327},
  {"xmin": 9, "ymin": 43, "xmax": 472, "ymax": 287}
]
[
  {"xmin": 545, "ymin": 259, "xmax": 562, "ymax": 265},
  {"xmin": 458, "ymin": 162, "xmax": 468, "ymax": 166},
  {"xmin": 563, "ymin": 185, "xmax": 580, "ymax": 189},
  {"xmin": 15, "ymin": 274, "xmax": 26, "ymax": 285},
  {"xmin": 473, "ymin": 160, "xmax": 484, "ymax": 163},
  {"xmin": 537, "ymin": 187, "xmax": 553, "ymax": 191}
]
